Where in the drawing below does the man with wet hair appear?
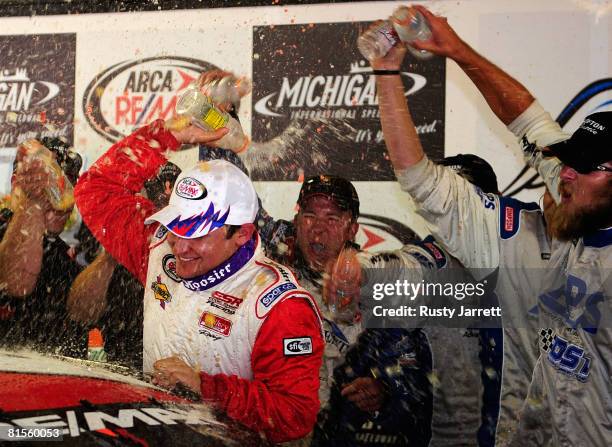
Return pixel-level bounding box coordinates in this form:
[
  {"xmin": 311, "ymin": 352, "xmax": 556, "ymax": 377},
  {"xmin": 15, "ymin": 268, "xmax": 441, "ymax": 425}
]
[
  {"xmin": 290, "ymin": 174, "xmax": 435, "ymax": 447},
  {"xmin": 0, "ymin": 137, "xmax": 86, "ymax": 356}
]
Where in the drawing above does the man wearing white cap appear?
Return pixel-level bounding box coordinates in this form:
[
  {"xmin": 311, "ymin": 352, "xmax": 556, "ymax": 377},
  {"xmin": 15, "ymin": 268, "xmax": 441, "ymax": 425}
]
[{"xmin": 75, "ymin": 118, "xmax": 324, "ymax": 443}]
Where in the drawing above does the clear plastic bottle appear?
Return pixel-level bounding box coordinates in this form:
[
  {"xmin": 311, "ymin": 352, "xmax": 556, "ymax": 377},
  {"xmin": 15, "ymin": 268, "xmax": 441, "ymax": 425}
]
[
  {"xmin": 391, "ymin": 6, "xmax": 433, "ymax": 60},
  {"xmin": 357, "ymin": 21, "xmax": 401, "ymax": 61},
  {"xmin": 200, "ymin": 75, "xmax": 252, "ymax": 107},
  {"xmin": 19, "ymin": 139, "xmax": 75, "ymax": 211},
  {"xmin": 175, "ymin": 83, "xmax": 250, "ymax": 153},
  {"xmin": 327, "ymin": 249, "xmax": 361, "ymax": 323}
]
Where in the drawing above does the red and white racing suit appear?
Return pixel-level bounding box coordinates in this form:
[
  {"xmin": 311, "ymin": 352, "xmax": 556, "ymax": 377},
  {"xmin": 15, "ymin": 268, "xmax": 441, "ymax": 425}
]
[{"xmin": 75, "ymin": 120, "xmax": 324, "ymax": 443}]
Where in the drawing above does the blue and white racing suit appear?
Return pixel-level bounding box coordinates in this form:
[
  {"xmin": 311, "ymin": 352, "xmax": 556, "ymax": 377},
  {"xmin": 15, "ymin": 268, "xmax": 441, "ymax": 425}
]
[{"xmin": 397, "ymin": 101, "xmax": 610, "ymax": 446}]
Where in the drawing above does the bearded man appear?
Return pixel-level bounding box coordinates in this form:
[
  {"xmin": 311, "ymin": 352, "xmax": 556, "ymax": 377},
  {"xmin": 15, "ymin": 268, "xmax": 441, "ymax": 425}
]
[{"xmin": 370, "ymin": 4, "xmax": 610, "ymax": 446}]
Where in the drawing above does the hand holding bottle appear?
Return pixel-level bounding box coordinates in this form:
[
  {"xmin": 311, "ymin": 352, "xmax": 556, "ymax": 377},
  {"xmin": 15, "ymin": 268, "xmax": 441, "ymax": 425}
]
[
  {"xmin": 402, "ymin": 5, "xmax": 470, "ymax": 60},
  {"xmin": 175, "ymin": 78, "xmax": 250, "ymax": 153},
  {"xmin": 196, "ymin": 69, "xmax": 252, "ymax": 112},
  {"xmin": 166, "ymin": 115, "xmax": 229, "ymax": 146},
  {"xmin": 357, "ymin": 19, "xmax": 403, "ymax": 63},
  {"xmin": 391, "ymin": 5, "xmax": 434, "ymax": 60},
  {"xmin": 13, "ymin": 139, "xmax": 74, "ymax": 211},
  {"xmin": 357, "ymin": 5, "xmax": 434, "ymax": 62}
]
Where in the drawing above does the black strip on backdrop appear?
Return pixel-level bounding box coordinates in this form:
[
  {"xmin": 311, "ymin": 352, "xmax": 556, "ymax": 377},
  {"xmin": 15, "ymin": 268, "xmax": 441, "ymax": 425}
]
[{"xmin": 0, "ymin": 0, "xmax": 387, "ymax": 18}]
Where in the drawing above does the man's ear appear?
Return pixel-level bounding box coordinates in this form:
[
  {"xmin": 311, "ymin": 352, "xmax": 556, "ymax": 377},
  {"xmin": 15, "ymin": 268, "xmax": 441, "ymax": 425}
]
[{"xmin": 233, "ymin": 223, "xmax": 256, "ymax": 246}]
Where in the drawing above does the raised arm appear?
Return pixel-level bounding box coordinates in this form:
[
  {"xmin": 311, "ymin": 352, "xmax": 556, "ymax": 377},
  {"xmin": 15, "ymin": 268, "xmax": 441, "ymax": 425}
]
[
  {"xmin": 370, "ymin": 36, "xmax": 424, "ymax": 170},
  {"xmin": 411, "ymin": 5, "xmax": 534, "ymax": 125},
  {"xmin": 411, "ymin": 5, "xmax": 568, "ymax": 197},
  {"xmin": 363, "ymin": 22, "xmax": 500, "ymax": 271},
  {"xmin": 0, "ymin": 151, "xmax": 52, "ymax": 297},
  {"xmin": 67, "ymin": 249, "xmax": 116, "ymax": 324},
  {"xmin": 75, "ymin": 118, "xmax": 227, "ymax": 284}
]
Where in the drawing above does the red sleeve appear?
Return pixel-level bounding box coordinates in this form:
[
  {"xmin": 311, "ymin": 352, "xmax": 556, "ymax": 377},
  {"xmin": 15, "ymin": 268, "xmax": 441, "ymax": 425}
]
[
  {"xmin": 74, "ymin": 119, "xmax": 181, "ymax": 284},
  {"xmin": 199, "ymin": 297, "xmax": 324, "ymax": 443}
]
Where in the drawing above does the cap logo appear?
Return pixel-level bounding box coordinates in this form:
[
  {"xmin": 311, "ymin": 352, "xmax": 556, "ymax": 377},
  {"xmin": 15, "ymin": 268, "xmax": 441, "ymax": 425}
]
[
  {"xmin": 167, "ymin": 203, "xmax": 230, "ymax": 238},
  {"xmin": 581, "ymin": 119, "xmax": 605, "ymax": 135},
  {"xmin": 175, "ymin": 177, "xmax": 207, "ymax": 200}
]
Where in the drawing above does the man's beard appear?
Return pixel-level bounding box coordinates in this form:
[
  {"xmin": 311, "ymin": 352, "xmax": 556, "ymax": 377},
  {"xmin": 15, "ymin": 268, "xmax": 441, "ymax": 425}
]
[{"xmin": 546, "ymin": 183, "xmax": 612, "ymax": 241}]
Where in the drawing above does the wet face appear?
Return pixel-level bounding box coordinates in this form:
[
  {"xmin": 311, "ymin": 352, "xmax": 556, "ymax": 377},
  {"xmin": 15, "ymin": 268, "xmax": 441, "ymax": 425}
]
[
  {"xmin": 166, "ymin": 225, "xmax": 252, "ymax": 279},
  {"xmin": 295, "ymin": 195, "xmax": 358, "ymax": 272},
  {"xmin": 548, "ymin": 163, "xmax": 612, "ymax": 240}
]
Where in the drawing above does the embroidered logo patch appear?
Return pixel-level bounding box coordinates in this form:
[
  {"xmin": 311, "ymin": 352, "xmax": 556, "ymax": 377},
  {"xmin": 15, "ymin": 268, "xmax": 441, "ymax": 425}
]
[
  {"xmin": 261, "ymin": 283, "xmax": 297, "ymax": 308},
  {"xmin": 504, "ymin": 206, "xmax": 514, "ymax": 232},
  {"xmin": 283, "ymin": 337, "xmax": 313, "ymax": 356},
  {"xmin": 155, "ymin": 225, "xmax": 168, "ymax": 240},
  {"xmin": 151, "ymin": 275, "xmax": 172, "ymax": 309},
  {"xmin": 208, "ymin": 291, "xmax": 243, "ymax": 315},
  {"xmin": 175, "ymin": 177, "xmax": 207, "ymax": 200},
  {"xmin": 162, "ymin": 254, "xmax": 181, "ymax": 282},
  {"xmin": 198, "ymin": 311, "xmax": 232, "ymax": 336}
]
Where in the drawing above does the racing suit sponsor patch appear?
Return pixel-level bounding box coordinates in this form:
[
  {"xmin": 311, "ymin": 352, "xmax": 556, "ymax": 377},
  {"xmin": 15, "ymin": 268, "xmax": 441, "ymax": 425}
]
[
  {"xmin": 154, "ymin": 225, "xmax": 168, "ymax": 240},
  {"xmin": 504, "ymin": 206, "xmax": 514, "ymax": 232},
  {"xmin": 498, "ymin": 196, "xmax": 540, "ymax": 239},
  {"xmin": 412, "ymin": 235, "xmax": 447, "ymax": 268},
  {"xmin": 198, "ymin": 311, "xmax": 232, "ymax": 337},
  {"xmin": 475, "ymin": 187, "xmax": 496, "ymax": 210},
  {"xmin": 369, "ymin": 252, "xmax": 400, "ymax": 265},
  {"xmin": 261, "ymin": 283, "xmax": 297, "ymax": 307},
  {"xmin": 283, "ymin": 337, "xmax": 313, "ymax": 356},
  {"xmin": 538, "ymin": 275, "xmax": 604, "ymax": 335},
  {"xmin": 547, "ymin": 334, "xmax": 591, "ymax": 382},
  {"xmin": 151, "ymin": 275, "xmax": 172, "ymax": 309},
  {"xmin": 162, "ymin": 254, "xmax": 181, "ymax": 282},
  {"xmin": 207, "ymin": 291, "xmax": 243, "ymax": 315}
]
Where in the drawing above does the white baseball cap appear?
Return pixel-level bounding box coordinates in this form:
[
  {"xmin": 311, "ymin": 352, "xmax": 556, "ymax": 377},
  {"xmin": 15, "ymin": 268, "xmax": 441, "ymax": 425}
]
[{"xmin": 145, "ymin": 160, "xmax": 258, "ymax": 239}]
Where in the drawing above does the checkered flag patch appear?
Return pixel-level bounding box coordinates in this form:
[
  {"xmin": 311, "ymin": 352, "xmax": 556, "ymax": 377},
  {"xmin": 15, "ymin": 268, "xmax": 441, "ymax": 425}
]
[{"xmin": 539, "ymin": 328, "xmax": 555, "ymax": 352}]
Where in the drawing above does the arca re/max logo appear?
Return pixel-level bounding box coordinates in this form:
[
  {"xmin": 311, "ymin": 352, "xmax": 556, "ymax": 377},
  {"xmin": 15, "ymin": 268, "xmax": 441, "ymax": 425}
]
[{"xmin": 83, "ymin": 57, "xmax": 218, "ymax": 143}]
